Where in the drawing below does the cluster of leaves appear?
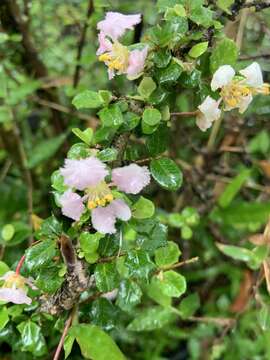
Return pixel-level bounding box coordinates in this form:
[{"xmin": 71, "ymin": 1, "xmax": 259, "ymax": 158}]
[{"xmin": 1, "ymin": 0, "xmax": 270, "ymax": 359}]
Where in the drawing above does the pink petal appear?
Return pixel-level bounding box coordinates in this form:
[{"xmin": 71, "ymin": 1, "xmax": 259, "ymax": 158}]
[
  {"xmin": 126, "ymin": 47, "xmax": 148, "ymax": 78},
  {"xmin": 91, "ymin": 206, "xmax": 117, "ymax": 234},
  {"xmin": 112, "ymin": 164, "xmax": 151, "ymax": 194},
  {"xmin": 0, "ymin": 271, "xmax": 14, "ymax": 281},
  {"xmin": 59, "ymin": 190, "xmax": 85, "ymax": 221},
  {"xmin": 97, "ymin": 12, "xmax": 141, "ymax": 41},
  {"xmin": 0, "ymin": 288, "xmax": 31, "ymax": 305},
  {"xmin": 109, "ymin": 199, "xmax": 131, "ymax": 221},
  {"xmin": 60, "ymin": 157, "xmax": 109, "ymax": 191},
  {"xmin": 96, "ymin": 32, "xmax": 113, "ymax": 56}
]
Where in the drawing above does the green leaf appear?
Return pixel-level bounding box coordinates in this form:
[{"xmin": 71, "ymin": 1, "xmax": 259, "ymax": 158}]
[
  {"xmin": 132, "ymin": 196, "xmax": 155, "ymax": 219},
  {"xmin": 1, "ymin": 224, "xmax": 15, "ymax": 242},
  {"xmin": 142, "ymin": 108, "xmax": 162, "ymax": 127},
  {"xmin": 38, "ymin": 215, "xmax": 62, "ymax": 238},
  {"xmin": 36, "ymin": 266, "xmax": 64, "ymax": 294},
  {"xmin": 155, "ymin": 242, "xmax": 181, "ymax": 267},
  {"xmin": 147, "ymin": 279, "xmax": 172, "ymax": 307},
  {"xmin": 91, "ymin": 298, "xmax": 119, "ymax": 331},
  {"xmin": 99, "ymin": 90, "xmax": 112, "ymax": 105},
  {"xmin": 94, "ymin": 262, "xmax": 120, "ymax": 292},
  {"xmin": 72, "ymin": 90, "xmax": 104, "ymax": 109},
  {"xmin": 25, "ymin": 239, "xmax": 58, "ymax": 272},
  {"xmin": 27, "ymin": 134, "xmax": 66, "ymax": 169},
  {"xmin": 150, "ymin": 157, "xmax": 183, "ymax": 191},
  {"xmin": 158, "ymin": 270, "xmax": 186, "ymax": 297},
  {"xmin": 210, "ymin": 38, "xmax": 238, "ymax": 73},
  {"xmin": 218, "ymin": 168, "xmax": 251, "ymax": 208},
  {"xmin": 217, "ymin": 0, "xmax": 233, "ymax": 12},
  {"xmin": 70, "ymin": 324, "xmax": 126, "ymax": 360},
  {"xmin": 0, "ymin": 261, "xmax": 9, "ymax": 276},
  {"xmin": 116, "ymin": 279, "xmax": 142, "ymax": 312},
  {"xmin": 127, "ymin": 306, "xmax": 176, "ymax": 331},
  {"xmin": 156, "ymin": 62, "xmax": 182, "ymax": 85},
  {"xmin": 97, "ymin": 148, "xmax": 118, "ymax": 162},
  {"xmin": 17, "ymin": 321, "xmax": 47, "ymax": 356},
  {"xmin": 98, "ymin": 104, "xmax": 123, "ymax": 128},
  {"xmin": 146, "ymin": 125, "xmax": 169, "ymax": 156},
  {"xmin": 0, "ymin": 307, "xmax": 9, "ymax": 330},
  {"xmin": 258, "ymin": 306, "xmax": 270, "ymax": 331},
  {"xmin": 79, "ymin": 232, "xmax": 104, "ymax": 254},
  {"xmin": 51, "ymin": 170, "xmax": 68, "ymax": 193},
  {"xmin": 121, "ymin": 112, "xmax": 140, "ymax": 132},
  {"xmin": 247, "ymin": 130, "xmax": 270, "ymax": 155},
  {"xmin": 188, "ymin": 1, "xmax": 214, "ymax": 28},
  {"xmin": 157, "ymin": 0, "xmax": 179, "ymax": 11},
  {"xmin": 64, "ymin": 334, "xmax": 75, "ymax": 359},
  {"xmin": 138, "ymin": 77, "xmax": 157, "ymax": 99},
  {"xmin": 153, "ymin": 48, "xmax": 172, "ymax": 68},
  {"xmin": 179, "ymin": 293, "xmax": 200, "ymax": 319},
  {"xmin": 188, "ymin": 41, "xmax": 208, "ymax": 58},
  {"xmin": 216, "ymin": 243, "xmax": 255, "ymax": 262},
  {"xmin": 125, "ymin": 250, "xmax": 155, "ymax": 279},
  {"xmin": 72, "ymin": 128, "xmax": 93, "ymax": 145}
]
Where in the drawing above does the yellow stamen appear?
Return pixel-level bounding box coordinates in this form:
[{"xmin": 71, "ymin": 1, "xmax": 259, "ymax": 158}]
[
  {"xmin": 99, "ymin": 54, "xmax": 112, "ymax": 62},
  {"xmin": 87, "ymin": 200, "xmax": 96, "ymax": 210},
  {"xmin": 105, "ymin": 194, "xmax": 113, "ymax": 202}
]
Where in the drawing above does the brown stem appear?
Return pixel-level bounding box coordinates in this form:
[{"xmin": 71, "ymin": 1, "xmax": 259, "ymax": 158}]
[
  {"xmin": 171, "ymin": 111, "xmax": 198, "ymax": 117},
  {"xmin": 73, "ymin": 0, "xmax": 94, "ymax": 88},
  {"xmin": 155, "ymin": 257, "xmax": 199, "ymax": 274},
  {"xmin": 53, "ymin": 308, "xmax": 76, "ymax": 360}
]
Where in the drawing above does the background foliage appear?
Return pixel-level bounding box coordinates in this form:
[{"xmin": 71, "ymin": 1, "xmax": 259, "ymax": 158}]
[{"xmin": 1, "ymin": 0, "xmax": 270, "ymax": 359}]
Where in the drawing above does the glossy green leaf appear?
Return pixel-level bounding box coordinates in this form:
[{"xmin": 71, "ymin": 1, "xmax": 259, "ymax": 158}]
[
  {"xmin": 17, "ymin": 321, "xmax": 47, "ymax": 356},
  {"xmin": 98, "ymin": 104, "xmax": 123, "ymax": 127},
  {"xmin": 138, "ymin": 77, "xmax": 157, "ymax": 99},
  {"xmin": 72, "ymin": 127, "xmax": 93, "ymax": 145},
  {"xmin": 150, "ymin": 157, "xmax": 183, "ymax": 191},
  {"xmin": 179, "ymin": 293, "xmax": 200, "ymax": 319},
  {"xmin": 25, "ymin": 239, "xmax": 58, "ymax": 272},
  {"xmin": 132, "ymin": 196, "xmax": 155, "ymax": 219},
  {"xmin": 1, "ymin": 224, "xmax": 15, "ymax": 242},
  {"xmin": 210, "ymin": 37, "xmax": 238, "ymax": 73},
  {"xmin": 158, "ymin": 270, "xmax": 187, "ymax": 297},
  {"xmin": 156, "ymin": 62, "xmax": 182, "ymax": 85},
  {"xmin": 0, "ymin": 307, "xmax": 9, "ymax": 330},
  {"xmin": 188, "ymin": 42, "xmax": 208, "ymax": 58},
  {"xmin": 127, "ymin": 306, "xmax": 176, "ymax": 331},
  {"xmin": 116, "ymin": 279, "xmax": 142, "ymax": 312},
  {"xmin": 94, "ymin": 262, "xmax": 120, "ymax": 292},
  {"xmin": 142, "ymin": 108, "xmax": 162, "ymax": 127},
  {"xmin": 155, "ymin": 242, "xmax": 181, "ymax": 267},
  {"xmin": 125, "ymin": 250, "xmax": 155, "ymax": 279},
  {"xmin": 70, "ymin": 324, "xmax": 126, "ymax": 360},
  {"xmin": 72, "ymin": 90, "xmax": 104, "ymax": 109}
]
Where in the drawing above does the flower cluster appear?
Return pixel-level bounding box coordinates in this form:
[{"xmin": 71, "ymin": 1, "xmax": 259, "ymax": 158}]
[
  {"xmin": 196, "ymin": 62, "xmax": 270, "ymax": 131},
  {"xmin": 59, "ymin": 157, "xmax": 151, "ymax": 234},
  {"xmin": 96, "ymin": 12, "xmax": 148, "ymax": 79},
  {"xmin": 0, "ymin": 271, "xmax": 35, "ymax": 305}
]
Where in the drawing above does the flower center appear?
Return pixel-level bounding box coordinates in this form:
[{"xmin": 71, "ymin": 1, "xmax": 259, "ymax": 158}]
[
  {"xmin": 254, "ymin": 83, "xmax": 270, "ymax": 95},
  {"xmin": 98, "ymin": 42, "xmax": 129, "ymax": 72},
  {"xmin": 221, "ymin": 81, "xmax": 252, "ymax": 108},
  {"xmin": 4, "ymin": 273, "xmax": 25, "ymax": 289},
  {"xmin": 86, "ymin": 181, "xmax": 114, "ymax": 209}
]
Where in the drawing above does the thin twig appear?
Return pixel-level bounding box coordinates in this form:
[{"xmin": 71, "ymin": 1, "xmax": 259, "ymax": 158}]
[
  {"xmin": 155, "ymin": 257, "xmax": 199, "ymax": 274},
  {"xmin": 73, "ymin": 0, "xmax": 94, "ymax": 88},
  {"xmin": 0, "ymin": 159, "xmax": 12, "ymax": 183},
  {"xmin": 187, "ymin": 316, "xmax": 236, "ymax": 327},
  {"xmin": 171, "ymin": 111, "xmax": 198, "ymax": 117},
  {"xmin": 239, "ymin": 53, "xmax": 270, "ymax": 60},
  {"xmin": 53, "ymin": 311, "xmax": 74, "ymax": 360}
]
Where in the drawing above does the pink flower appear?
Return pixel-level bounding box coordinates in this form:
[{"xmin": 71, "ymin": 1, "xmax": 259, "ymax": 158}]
[
  {"xmin": 97, "ymin": 12, "xmax": 141, "ymax": 41},
  {"xmin": 112, "ymin": 164, "xmax": 151, "ymax": 194},
  {"xmin": 60, "ymin": 157, "xmax": 109, "ymax": 191},
  {"xmin": 91, "ymin": 199, "xmax": 131, "ymax": 234},
  {"xmin": 0, "ymin": 288, "xmax": 31, "ymax": 305},
  {"xmin": 126, "ymin": 47, "xmax": 148, "ymax": 78},
  {"xmin": 96, "ymin": 32, "xmax": 113, "ymax": 56},
  {"xmin": 0, "ymin": 271, "xmax": 35, "ymax": 305},
  {"xmin": 59, "ymin": 190, "xmax": 85, "ymax": 221}
]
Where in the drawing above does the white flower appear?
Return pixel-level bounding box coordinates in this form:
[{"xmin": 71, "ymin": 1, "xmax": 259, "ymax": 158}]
[
  {"xmin": 210, "ymin": 62, "xmax": 269, "ymax": 114},
  {"xmin": 0, "ymin": 271, "xmax": 35, "ymax": 305},
  {"xmin": 211, "ymin": 65, "xmax": 235, "ymax": 91},
  {"xmin": 239, "ymin": 62, "xmax": 263, "ymax": 88},
  {"xmin": 196, "ymin": 96, "xmax": 221, "ymax": 131}
]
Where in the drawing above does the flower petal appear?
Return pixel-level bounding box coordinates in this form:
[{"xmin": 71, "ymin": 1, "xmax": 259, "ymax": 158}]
[
  {"xmin": 96, "ymin": 32, "xmax": 113, "ymax": 56},
  {"xmin": 112, "ymin": 164, "xmax": 151, "ymax": 194},
  {"xmin": 126, "ymin": 47, "xmax": 148, "ymax": 78},
  {"xmin": 91, "ymin": 206, "xmax": 117, "ymax": 234},
  {"xmin": 109, "ymin": 199, "xmax": 131, "ymax": 221},
  {"xmin": 196, "ymin": 96, "xmax": 221, "ymax": 131},
  {"xmin": 211, "ymin": 65, "xmax": 235, "ymax": 91},
  {"xmin": 238, "ymin": 94, "xmax": 253, "ymax": 113},
  {"xmin": 240, "ymin": 62, "xmax": 264, "ymax": 88},
  {"xmin": 97, "ymin": 12, "xmax": 141, "ymax": 41},
  {"xmin": 60, "ymin": 157, "xmax": 109, "ymax": 190},
  {"xmin": 0, "ymin": 288, "xmax": 31, "ymax": 305},
  {"xmin": 59, "ymin": 190, "xmax": 85, "ymax": 221}
]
